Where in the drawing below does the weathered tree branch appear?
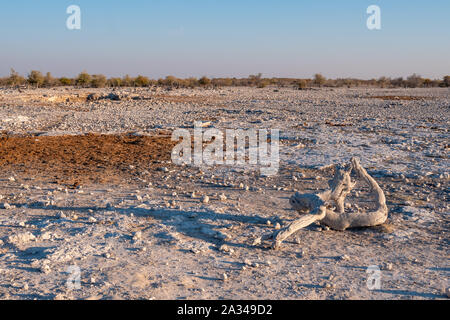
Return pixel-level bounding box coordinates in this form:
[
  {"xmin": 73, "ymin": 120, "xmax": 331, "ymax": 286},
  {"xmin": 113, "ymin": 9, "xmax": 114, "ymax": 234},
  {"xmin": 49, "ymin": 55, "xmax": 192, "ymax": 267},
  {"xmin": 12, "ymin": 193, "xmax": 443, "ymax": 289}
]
[{"xmin": 260, "ymin": 157, "xmax": 388, "ymax": 249}]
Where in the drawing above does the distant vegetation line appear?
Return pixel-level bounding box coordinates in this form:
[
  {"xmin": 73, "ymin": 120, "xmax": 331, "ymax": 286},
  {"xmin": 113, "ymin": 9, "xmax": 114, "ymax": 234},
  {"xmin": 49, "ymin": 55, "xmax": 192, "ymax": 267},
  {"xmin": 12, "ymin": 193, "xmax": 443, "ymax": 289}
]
[{"xmin": 1, "ymin": 69, "xmax": 449, "ymax": 89}]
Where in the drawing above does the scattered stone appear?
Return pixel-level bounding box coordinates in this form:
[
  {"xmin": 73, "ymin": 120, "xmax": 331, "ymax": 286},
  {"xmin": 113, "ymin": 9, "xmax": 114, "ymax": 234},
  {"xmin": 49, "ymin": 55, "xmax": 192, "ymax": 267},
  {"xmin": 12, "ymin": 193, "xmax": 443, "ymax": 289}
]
[
  {"xmin": 219, "ymin": 193, "xmax": 227, "ymax": 201},
  {"xmin": 340, "ymin": 254, "xmax": 350, "ymax": 261},
  {"xmin": 58, "ymin": 211, "xmax": 67, "ymax": 219},
  {"xmin": 219, "ymin": 244, "xmax": 234, "ymax": 254},
  {"xmin": 382, "ymin": 263, "xmax": 393, "ymax": 271},
  {"xmin": 201, "ymin": 195, "xmax": 210, "ymax": 204},
  {"xmin": 133, "ymin": 231, "xmax": 143, "ymax": 241},
  {"xmin": 40, "ymin": 232, "xmax": 52, "ymax": 240},
  {"xmin": 0, "ymin": 203, "xmax": 12, "ymax": 210},
  {"xmin": 7, "ymin": 232, "xmax": 36, "ymax": 244},
  {"xmin": 40, "ymin": 264, "xmax": 51, "ymax": 274}
]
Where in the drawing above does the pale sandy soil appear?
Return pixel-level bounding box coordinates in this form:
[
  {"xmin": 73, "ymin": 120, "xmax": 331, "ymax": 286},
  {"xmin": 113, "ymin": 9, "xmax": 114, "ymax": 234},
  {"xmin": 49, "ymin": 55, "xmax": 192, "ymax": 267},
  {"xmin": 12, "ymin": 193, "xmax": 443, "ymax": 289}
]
[{"xmin": 0, "ymin": 86, "xmax": 448, "ymax": 300}]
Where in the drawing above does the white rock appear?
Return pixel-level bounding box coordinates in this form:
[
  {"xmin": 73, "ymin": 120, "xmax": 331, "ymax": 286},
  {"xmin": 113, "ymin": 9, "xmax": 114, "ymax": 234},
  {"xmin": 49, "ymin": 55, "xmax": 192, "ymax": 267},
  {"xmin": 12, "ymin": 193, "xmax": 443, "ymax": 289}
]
[
  {"xmin": 41, "ymin": 232, "xmax": 52, "ymax": 240},
  {"xmin": 133, "ymin": 231, "xmax": 142, "ymax": 241},
  {"xmin": 0, "ymin": 203, "xmax": 12, "ymax": 209},
  {"xmin": 8, "ymin": 232, "xmax": 36, "ymax": 244},
  {"xmin": 201, "ymin": 195, "xmax": 210, "ymax": 204}
]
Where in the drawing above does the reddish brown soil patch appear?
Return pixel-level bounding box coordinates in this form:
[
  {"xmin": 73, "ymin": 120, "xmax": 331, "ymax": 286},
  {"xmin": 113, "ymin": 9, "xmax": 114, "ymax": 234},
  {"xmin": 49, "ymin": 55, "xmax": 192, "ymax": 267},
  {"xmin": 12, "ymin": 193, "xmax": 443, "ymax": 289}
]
[
  {"xmin": 324, "ymin": 121, "xmax": 353, "ymax": 127},
  {"xmin": 369, "ymin": 95, "xmax": 429, "ymax": 101},
  {"xmin": 0, "ymin": 132, "xmax": 176, "ymax": 186}
]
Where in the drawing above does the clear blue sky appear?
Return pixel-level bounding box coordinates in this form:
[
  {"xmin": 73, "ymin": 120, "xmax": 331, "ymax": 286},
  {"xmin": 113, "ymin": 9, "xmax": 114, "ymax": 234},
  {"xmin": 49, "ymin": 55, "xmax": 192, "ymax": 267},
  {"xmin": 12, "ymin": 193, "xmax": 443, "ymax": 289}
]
[{"xmin": 1, "ymin": 0, "xmax": 449, "ymax": 79}]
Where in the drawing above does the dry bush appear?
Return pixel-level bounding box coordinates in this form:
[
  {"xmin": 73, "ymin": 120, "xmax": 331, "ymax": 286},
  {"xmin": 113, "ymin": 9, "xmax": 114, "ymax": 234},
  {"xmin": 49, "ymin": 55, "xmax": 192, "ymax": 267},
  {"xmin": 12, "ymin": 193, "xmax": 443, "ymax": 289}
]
[
  {"xmin": 43, "ymin": 72, "xmax": 56, "ymax": 87},
  {"xmin": 406, "ymin": 73, "xmax": 424, "ymax": 88},
  {"xmin": 199, "ymin": 76, "xmax": 211, "ymax": 86},
  {"xmin": 27, "ymin": 70, "xmax": 45, "ymax": 88},
  {"xmin": 108, "ymin": 77, "xmax": 122, "ymax": 87},
  {"xmin": 121, "ymin": 75, "xmax": 133, "ymax": 87},
  {"xmin": 7, "ymin": 68, "xmax": 26, "ymax": 86},
  {"xmin": 91, "ymin": 74, "xmax": 107, "ymax": 88},
  {"xmin": 2, "ymin": 68, "xmax": 447, "ymax": 89},
  {"xmin": 297, "ymin": 79, "xmax": 308, "ymax": 90},
  {"xmin": 133, "ymin": 75, "xmax": 150, "ymax": 87},
  {"xmin": 313, "ymin": 73, "xmax": 326, "ymax": 87}
]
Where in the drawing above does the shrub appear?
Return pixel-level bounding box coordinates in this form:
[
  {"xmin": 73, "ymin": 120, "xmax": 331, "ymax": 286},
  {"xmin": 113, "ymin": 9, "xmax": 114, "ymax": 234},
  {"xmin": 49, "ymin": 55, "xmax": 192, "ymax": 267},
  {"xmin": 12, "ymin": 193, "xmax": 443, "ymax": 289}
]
[
  {"xmin": 164, "ymin": 75, "xmax": 178, "ymax": 87},
  {"xmin": 108, "ymin": 77, "xmax": 122, "ymax": 87},
  {"xmin": 257, "ymin": 79, "xmax": 270, "ymax": 88},
  {"xmin": 43, "ymin": 72, "xmax": 56, "ymax": 87},
  {"xmin": 7, "ymin": 68, "xmax": 26, "ymax": 86},
  {"xmin": 91, "ymin": 74, "xmax": 107, "ymax": 88},
  {"xmin": 59, "ymin": 77, "xmax": 73, "ymax": 86},
  {"xmin": 27, "ymin": 70, "xmax": 45, "ymax": 88},
  {"xmin": 199, "ymin": 76, "xmax": 211, "ymax": 86},
  {"xmin": 134, "ymin": 75, "xmax": 150, "ymax": 87},
  {"xmin": 406, "ymin": 73, "xmax": 424, "ymax": 88},
  {"xmin": 297, "ymin": 79, "xmax": 308, "ymax": 90},
  {"xmin": 313, "ymin": 73, "xmax": 326, "ymax": 87},
  {"xmin": 185, "ymin": 77, "xmax": 198, "ymax": 88},
  {"xmin": 443, "ymin": 76, "xmax": 450, "ymax": 87},
  {"xmin": 76, "ymin": 71, "xmax": 91, "ymax": 87},
  {"xmin": 121, "ymin": 75, "xmax": 133, "ymax": 87},
  {"xmin": 391, "ymin": 77, "xmax": 405, "ymax": 88}
]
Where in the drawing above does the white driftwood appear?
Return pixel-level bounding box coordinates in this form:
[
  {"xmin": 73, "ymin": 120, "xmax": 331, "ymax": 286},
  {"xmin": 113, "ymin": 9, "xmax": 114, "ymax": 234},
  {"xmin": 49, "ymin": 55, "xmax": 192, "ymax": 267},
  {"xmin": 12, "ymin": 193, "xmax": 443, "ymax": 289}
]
[{"xmin": 263, "ymin": 157, "xmax": 388, "ymax": 249}]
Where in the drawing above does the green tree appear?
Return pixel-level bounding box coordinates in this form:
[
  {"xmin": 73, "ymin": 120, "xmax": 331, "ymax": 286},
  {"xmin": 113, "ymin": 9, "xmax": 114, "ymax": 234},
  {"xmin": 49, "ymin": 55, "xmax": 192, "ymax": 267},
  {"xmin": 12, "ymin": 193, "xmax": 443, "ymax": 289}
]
[
  {"xmin": 134, "ymin": 75, "xmax": 150, "ymax": 87},
  {"xmin": 59, "ymin": 77, "xmax": 73, "ymax": 86},
  {"xmin": 76, "ymin": 71, "xmax": 92, "ymax": 87}
]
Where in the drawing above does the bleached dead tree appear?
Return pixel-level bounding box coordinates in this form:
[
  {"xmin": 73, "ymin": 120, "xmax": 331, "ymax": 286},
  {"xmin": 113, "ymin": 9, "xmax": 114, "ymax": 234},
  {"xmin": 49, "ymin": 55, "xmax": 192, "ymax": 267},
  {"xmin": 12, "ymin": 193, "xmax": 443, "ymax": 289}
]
[{"xmin": 257, "ymin": 157, "xmax": 388, "ymax": 249}]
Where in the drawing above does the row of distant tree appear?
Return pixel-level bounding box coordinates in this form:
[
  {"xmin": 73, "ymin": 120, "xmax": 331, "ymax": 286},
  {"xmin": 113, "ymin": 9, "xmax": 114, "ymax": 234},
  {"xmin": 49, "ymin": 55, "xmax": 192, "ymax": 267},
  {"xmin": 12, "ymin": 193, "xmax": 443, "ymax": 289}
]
[{"xmin": 1, "ymin": 69, "xmax": 449, "ymax": 89}]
